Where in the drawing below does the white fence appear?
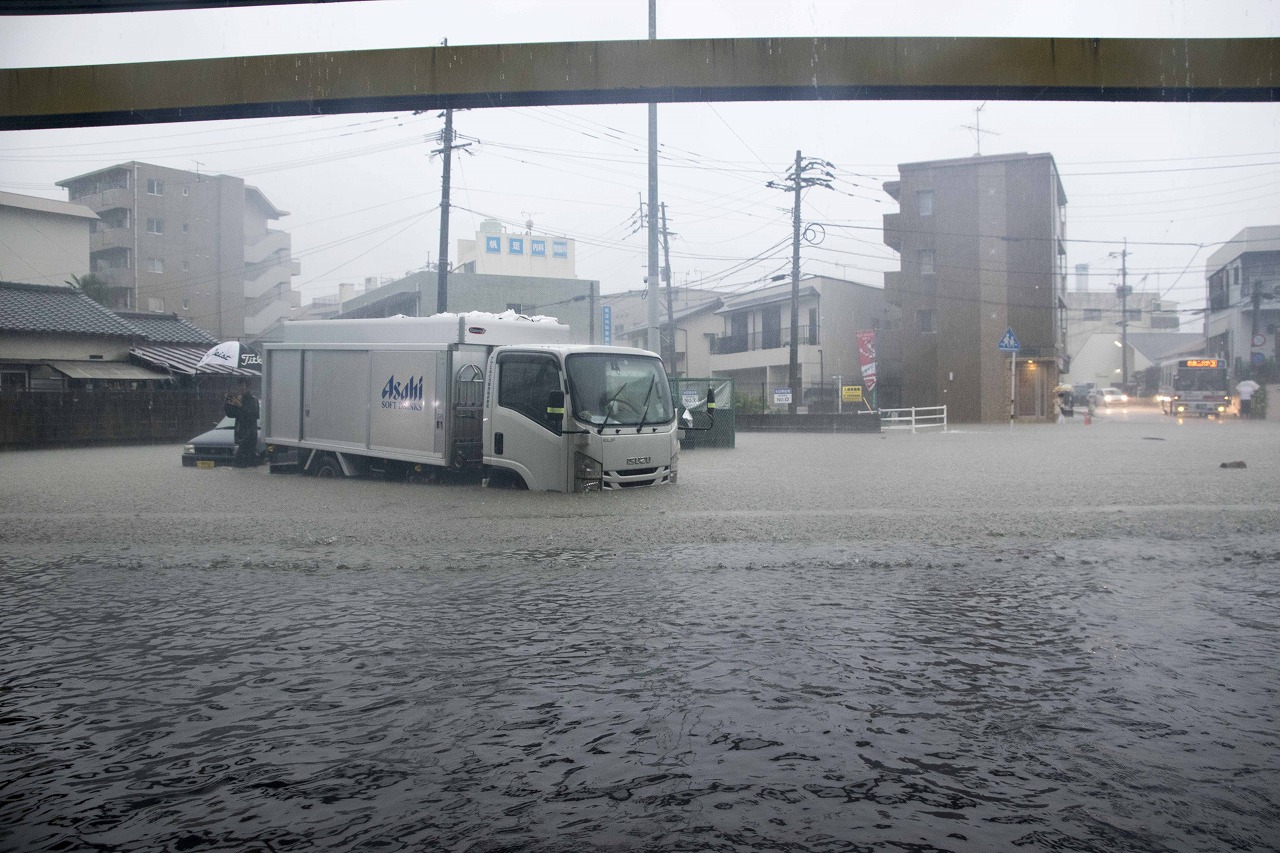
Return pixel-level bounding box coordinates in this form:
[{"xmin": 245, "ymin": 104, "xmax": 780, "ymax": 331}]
[{"xmin": 879, "ymin": 405, "xmax": 948, "ymax": 433}]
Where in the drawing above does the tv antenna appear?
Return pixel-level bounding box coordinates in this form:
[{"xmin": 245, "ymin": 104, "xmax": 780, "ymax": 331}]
[{"xmin": 961, "ymin": 102, "xmax": 1000, "ymax": 156}]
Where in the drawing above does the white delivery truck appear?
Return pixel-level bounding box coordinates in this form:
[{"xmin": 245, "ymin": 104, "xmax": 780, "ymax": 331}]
[{"xmin": 262, "ymin": 312, "xmax": 713, "ymax": 492}]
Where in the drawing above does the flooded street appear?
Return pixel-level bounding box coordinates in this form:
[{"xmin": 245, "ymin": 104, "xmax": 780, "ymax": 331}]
[{"xmin": 3, "ymin": 410, "xmax": 1279, "ymax": 851}]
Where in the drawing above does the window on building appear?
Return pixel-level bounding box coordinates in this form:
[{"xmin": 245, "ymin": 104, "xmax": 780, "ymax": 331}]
[
  {"xmin": 919, "ymin": 249, "xmax": 935, "ymax": 276},
  {"xmin": 917, "ymin": 309, "xmax": 936, "ymax": 333},
  {"xmin": 146, "ymin": 297, "xmax": 164, "ymax": 312},
  {"xmin": 808, "ymin": 307, "xmax": 819, "ymax": 345},
  {"xmin": 146, "ymin": 217, "xmax": 164, "ymax": 234},
  {"xmin": 1083, "ymin": 308, "xmax": 1102, "ymax": 321},
  {"xmin": 918, "ymin": 189, "xmax": 934, "ymax": 216},
  {"xmin": 146, "ymin": 258, "xmax": 164, "ymax": 274},
  {"xmin": 1241, "ymin": 276, "xmax": 1252, "ymax": 297},
  {"xmin": 182, "ymin": 187, "xmax": 189, "ymax": 196},
  {"xmin": 146, "ymin": 179, "xmax": 164, "ymax": 195},
  {"xmin": 181, "ymin": 260, "xmax": 189, "ymax": 271},
  {"xmin": 1125, "ymin": 308, "xmax": 1142, "ymax": 321},
  {"xmin": 182, "ymin": 223, "xmax": 189, "ymax": 233},
  {"xmin": 182, "ymin": 298, "xmax": 190, "ymax": 310},
  {"xmin": 1, "ymin": 370, "xmax": 28, "ymax": 391}
]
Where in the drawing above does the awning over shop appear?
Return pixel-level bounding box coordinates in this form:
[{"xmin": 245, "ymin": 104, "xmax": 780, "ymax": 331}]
[
  {"xmin": 49, "ymin": 360, "xmax": 171, "ymax": 381},
  {"xmin": 130, "ymin": 343, "xmax": 257, "ymax": 376}
]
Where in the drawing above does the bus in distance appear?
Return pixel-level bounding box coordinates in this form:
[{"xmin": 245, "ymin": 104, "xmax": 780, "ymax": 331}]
[{"xmin": 1157, "ymin": 357, "xmax": 1231, "ymax": 417}]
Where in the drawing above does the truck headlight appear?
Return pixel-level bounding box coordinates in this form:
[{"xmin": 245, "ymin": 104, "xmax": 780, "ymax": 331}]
[
  {"xmin": 183, "ymin": 444, "xmax": 195, "ymax": 455},
  {"xmin": 574, "ymin": 452, "xmax": 603, "ymax": 491}
]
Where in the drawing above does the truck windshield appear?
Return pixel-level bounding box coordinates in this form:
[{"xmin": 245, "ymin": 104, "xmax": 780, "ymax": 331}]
[{"xmin": 565, "ymin": 354, "xmax": 674, "ymax": 426}]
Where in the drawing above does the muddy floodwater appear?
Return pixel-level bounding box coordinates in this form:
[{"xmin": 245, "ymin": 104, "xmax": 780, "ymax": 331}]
[{"xmin": 3, "ymin": 410, "xmax": 1279, "ymax": 851}]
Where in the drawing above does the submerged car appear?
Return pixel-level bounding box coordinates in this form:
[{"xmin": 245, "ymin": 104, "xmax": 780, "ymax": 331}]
[
  {"xmin": 181, "ymin": 416, "xmax": 264, "ymax": 467},
  {"xmin": 1100, "ymin": 387, "xmax": 1128, "ymax": 405}
]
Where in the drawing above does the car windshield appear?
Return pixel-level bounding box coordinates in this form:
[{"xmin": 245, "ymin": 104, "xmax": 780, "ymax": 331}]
[{"xmin": 565, "ymin": 353, "xmax": 674, "ymax": 427}]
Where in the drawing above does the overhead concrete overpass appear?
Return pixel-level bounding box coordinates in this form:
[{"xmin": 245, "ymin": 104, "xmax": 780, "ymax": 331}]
[{"xmin": 2, "ymin": 36, "xmax": 1277, "ymax": 131}]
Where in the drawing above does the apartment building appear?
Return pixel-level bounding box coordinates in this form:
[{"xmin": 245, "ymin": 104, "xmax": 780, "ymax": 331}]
[
  {"xmin": 708, "ymin": 275, "xmax": 889, "ymax": 407},
  {"xmin": 1204, "ymin": 225, "xmax": 1280, "ymax": 377},
  {"xmin": 56, "ymin": 162, "xmax": 300, "ymax": 341},
  {"xmin": 882, "ymin": 152, "xmax": 1067, "ymax": 423}
]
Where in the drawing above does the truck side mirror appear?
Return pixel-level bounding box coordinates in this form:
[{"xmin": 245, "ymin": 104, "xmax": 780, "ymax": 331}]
[{"xmin": 546, "ymin": 390, "xmax": 566, "ymax": 433}]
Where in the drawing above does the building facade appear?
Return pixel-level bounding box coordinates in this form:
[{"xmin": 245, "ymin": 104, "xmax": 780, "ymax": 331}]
[
  {"xmin": 56, "ymin": 162, "xmax": 300, "ymax": 341},
  {"xmin": 1204, "ymin": 226, "xmax": 1280, "ymax": 379},
  {"xmin": 1064, "ymin": 289, "xmax": 1181, "ymax": 389},
  {"xmin": 707, "ymin": 275, "xmax": 889, "ymax": 409},
  {"xmin": 455, "ymin": 219, "xmax": 577, "ymax": 279},
  {"xmin": 882, "ymin": 152, "xmax": 1067, "ymax": 423},
  {"xmin": 330, "ymin": 269, "xmax": 600, "ymax": 345},
  {"xmin": 0, "ymin": 191, "xmax": 98, "ymax": 287}
]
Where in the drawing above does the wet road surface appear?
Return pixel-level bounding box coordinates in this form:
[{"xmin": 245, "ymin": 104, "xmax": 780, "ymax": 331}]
[{"xmin": 3, "ymin": 408, "xmax": 1279, "ymax": 851}]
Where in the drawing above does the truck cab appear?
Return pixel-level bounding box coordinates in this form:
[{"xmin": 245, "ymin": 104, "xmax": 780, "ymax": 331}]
[{"xmin": 485, "ymin": 345, "xmax": 678, "ymax": 491}]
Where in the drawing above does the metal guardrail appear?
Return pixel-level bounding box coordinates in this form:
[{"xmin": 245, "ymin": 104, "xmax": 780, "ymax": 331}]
[{"xmin": 879, "ymin": 405, "xmax": 948, "ymax": 433}]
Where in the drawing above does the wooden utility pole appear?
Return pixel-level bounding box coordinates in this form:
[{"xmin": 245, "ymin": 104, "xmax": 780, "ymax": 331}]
[
  {"xmin": 768, "ymin": 152, "xmax": 834, "ymax": 413},
  {"xmin": 432, "ymin": 108, "xmax": 471, "ymax": 313}
]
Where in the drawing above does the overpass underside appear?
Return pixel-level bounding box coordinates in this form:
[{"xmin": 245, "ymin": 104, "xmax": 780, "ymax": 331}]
[{"xmin": 2, "ymin": 36, "xmax": 1276, "ymax": 131}]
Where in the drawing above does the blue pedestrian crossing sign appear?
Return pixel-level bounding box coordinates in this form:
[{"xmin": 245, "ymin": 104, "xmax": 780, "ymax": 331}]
[{"xmin": 998, "ymin": 327, "xmax": 1021, "ymax": 352}]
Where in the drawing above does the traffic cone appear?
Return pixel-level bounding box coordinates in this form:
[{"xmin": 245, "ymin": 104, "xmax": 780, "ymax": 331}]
[{"xmin": 1084, "ymin": 412, "xmax": 1092, "ymax": 425}]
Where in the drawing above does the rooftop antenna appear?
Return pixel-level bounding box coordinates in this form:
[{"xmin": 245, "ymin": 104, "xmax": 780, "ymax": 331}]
[{"xmin": 961, "ymin": 102, "xmax": 1000, "ymax": 156}]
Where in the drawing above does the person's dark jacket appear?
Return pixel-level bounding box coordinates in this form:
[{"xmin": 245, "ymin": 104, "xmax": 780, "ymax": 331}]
[{"xmin": 225, "ymin": 393, "xmax": 259, "ymax": 445}]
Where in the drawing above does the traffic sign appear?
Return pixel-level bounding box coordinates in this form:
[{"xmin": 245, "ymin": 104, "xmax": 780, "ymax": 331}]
[{"xmin": 998, "ymin": 327, "xmax": 1021, "ymax": 352}]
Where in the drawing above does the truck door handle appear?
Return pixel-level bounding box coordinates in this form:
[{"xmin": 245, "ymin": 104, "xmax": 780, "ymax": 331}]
[{"xmin": 494, "ymin": 432, "xmax": 504, "ymax": 455}]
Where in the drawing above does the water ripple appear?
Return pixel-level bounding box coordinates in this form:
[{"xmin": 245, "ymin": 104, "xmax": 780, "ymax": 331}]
[{"xmin": 2, "ymin": 541, "xmax": 1278, "ymax": 851}]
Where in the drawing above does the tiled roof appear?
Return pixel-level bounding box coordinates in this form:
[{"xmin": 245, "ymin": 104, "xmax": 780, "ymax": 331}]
[
  {"xmin": 116, "ymin": 311, "xmax": 218, "ymax": 345},
  {"xmin": 0, "ymin": 281, "xmax": 138, "ymax": 338}
]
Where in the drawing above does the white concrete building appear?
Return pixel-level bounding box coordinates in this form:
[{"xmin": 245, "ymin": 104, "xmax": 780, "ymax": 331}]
[
  {"xmin": 0, "ymin": 191, "xmax": 99, "ymax": 287},
  {"xmin": 1064, "ymin": 289, "xmax": 1181, "ymax": 389},
  {"xmin": 1204, "ymin": 225, "xmax": 1280, "ymax": 378},
  {"xmin": 455, "ymin": 219, "xmax": 577, "ymax": 279}
]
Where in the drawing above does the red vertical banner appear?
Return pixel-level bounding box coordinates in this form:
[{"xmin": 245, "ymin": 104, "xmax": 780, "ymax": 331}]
[{"xmin": 856, "ymin": 330, "xmax": 877, "ymax": 392}]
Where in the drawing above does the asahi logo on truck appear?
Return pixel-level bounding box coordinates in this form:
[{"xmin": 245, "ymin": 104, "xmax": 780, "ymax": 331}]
[{"xmin": 381, "ymin": 374, "xmax": 424, "ymax": 411}]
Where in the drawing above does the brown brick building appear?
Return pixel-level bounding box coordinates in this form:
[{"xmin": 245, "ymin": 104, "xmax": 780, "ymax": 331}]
[{"xmin": 882, "ymin": 153, "xmax": 1068, "ymax": 423}]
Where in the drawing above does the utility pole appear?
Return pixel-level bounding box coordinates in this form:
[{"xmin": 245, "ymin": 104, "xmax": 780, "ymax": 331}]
[
  {"xmin": 1113, "ymin": 239, "xmax": 1132, "ymax": 390},
  {"xmin": 431, "ymin": 108, "xmax": 471, "ymax": 313},
  {"xmin": 768, "ymin": 151, "xmax": 834, "ymax": 413},
  {"xmin": 660, "ymin": 202, "xmax": 676, "ymax": 374},
  {"xmin": 646, "ymin": 0, "xmax": 661, "ymax": 355}
]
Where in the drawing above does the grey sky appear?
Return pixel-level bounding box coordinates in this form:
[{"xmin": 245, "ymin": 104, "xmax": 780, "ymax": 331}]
[{"xmin": 2, "ymin": 0, "xmax": 1277, "ymax": 330}]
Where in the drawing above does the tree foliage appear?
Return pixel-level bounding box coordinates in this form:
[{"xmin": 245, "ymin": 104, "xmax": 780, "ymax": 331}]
[{"xmin": 66, "ymin": 273, "xmax": 113, "ymax": 307}]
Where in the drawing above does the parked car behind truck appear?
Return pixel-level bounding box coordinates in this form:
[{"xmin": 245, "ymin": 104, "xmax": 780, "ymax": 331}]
[{"xmin": 263, "ymin": 312, "xmax": 711, "ymax": 492}]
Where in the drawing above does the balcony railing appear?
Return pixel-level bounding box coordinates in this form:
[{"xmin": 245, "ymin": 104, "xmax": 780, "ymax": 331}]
[{"xmin": 711, "ymin": 327, "xmax": 819, "ymax": 355}]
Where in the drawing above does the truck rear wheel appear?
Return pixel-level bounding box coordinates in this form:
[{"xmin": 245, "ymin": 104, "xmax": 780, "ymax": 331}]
[{"xmin": 313, "ymin": 455, "xmax": 343, "ymax": 478}]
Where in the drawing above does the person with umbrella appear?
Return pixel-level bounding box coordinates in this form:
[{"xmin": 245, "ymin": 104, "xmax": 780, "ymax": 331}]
[{"xmin": 224, "ymin": 378, "xmax": 260, "ymax": 468}]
